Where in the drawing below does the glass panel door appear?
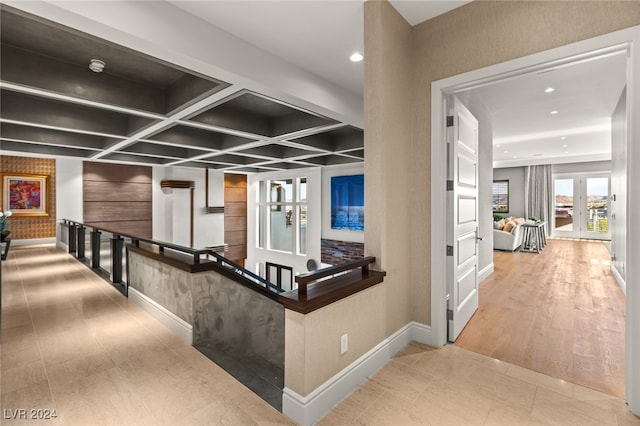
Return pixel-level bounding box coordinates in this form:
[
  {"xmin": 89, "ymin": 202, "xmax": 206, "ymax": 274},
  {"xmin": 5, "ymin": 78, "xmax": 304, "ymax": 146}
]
[
  {"xmin": 554, "ymin": 178, "xmax": 578, "ymax": 237},
  {"xmin": 583, "ymin": 176, "xmax": 610, "ymax": 240}
]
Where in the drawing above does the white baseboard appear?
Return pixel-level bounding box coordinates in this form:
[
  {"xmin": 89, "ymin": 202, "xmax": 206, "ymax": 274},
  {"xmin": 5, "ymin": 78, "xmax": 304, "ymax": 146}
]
[
  {"xmin": 128, "ymin": 287, "xmax": 193, "ymax": 345},
  {"xmin": 10, "ymin": 238, "xmax": 56, "ymax": 247},
  {"xmin": 611, "ymin": 264, "xmax": 626, "ymax": 295},
  {"xmin": 57, "ymin": 241, "xmax": 69, "ymax": 252},
  {"xmin": 283, "ymin": 321, "xmax": 433, "ymax": 426},
  {"xmin": 478, "ymin": 262, "xmax": 494, "ymax": 283}
]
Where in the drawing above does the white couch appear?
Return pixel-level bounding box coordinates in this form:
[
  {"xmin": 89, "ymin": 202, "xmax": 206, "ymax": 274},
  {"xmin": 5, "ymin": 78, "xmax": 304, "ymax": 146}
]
[{"xmin": 493, "ymin": 225, "xmax": 523, "ymax": 251}]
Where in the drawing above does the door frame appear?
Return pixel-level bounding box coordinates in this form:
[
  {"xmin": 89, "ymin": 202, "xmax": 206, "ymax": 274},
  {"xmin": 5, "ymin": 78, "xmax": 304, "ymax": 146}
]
[{"xmin": 430, "ymin": 26, "xmax": 640, "ymax": 412}]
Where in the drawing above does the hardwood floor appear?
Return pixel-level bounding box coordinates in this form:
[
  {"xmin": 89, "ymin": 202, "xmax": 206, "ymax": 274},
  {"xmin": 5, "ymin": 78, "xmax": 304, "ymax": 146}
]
[{"xmin": 455, "ymin": 238, "xmax": 626, "ymax": 397}]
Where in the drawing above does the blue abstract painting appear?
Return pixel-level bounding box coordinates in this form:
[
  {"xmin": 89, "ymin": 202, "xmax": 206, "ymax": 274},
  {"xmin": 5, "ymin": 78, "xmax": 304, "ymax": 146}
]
[{"xmin": 331, "ymin": 174, "xmax": 364, "ymax": 231}]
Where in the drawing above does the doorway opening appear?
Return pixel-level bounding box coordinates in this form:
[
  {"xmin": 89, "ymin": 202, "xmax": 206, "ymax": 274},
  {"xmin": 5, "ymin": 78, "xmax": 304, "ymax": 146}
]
[{"xmin": 431, "ymin": 27, "xmax": 639, "ymax": 413}]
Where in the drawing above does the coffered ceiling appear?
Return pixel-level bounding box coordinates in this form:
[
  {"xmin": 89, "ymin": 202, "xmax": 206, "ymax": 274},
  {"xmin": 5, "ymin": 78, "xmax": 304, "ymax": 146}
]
[{"xmin": 0, "ymin": 4, "xmax": 364, "ymax": 173}]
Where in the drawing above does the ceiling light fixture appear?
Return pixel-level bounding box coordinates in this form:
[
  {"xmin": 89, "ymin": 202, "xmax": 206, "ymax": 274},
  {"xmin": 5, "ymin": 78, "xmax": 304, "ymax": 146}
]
[
  {"xmin": 562, "ymin": 144, "xmax": 568, "ymax": 148},
  {"xmin": 544, "ymin": 87, "xmax": 555, "ymax": 93},
  {"xmin": 550, "ymin": 110, "xmax": 559, "ymax": 115},
  {"xmin": 495, "ymin": 144, "xmax": 501, "ymax": 148},
  {"xmin": 89, "ymin": 58, "xmax": 106, "ymax": 73},
  {"xmin": 349, "ymin": 52, "xmax": 363, "ymax": 62},
  {"xmin": 560, "ymin": 136, "xmax": 567, "ymax": 140}
]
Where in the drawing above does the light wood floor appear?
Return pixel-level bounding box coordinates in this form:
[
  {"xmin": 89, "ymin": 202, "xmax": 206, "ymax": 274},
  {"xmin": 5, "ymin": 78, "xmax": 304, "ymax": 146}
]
[{"xmin": 456, "ymin": 239, "xmax": 626, "ymax": 398}]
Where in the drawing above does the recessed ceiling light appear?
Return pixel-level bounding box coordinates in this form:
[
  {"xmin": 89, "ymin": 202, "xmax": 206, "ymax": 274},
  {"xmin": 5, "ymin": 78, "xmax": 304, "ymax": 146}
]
[
  {"xmin": 562, "ymin": 144, "xmax": 568, "ymax": 148},
  {"xmin": 550, "ymin": 110, "xmax": 559, "ymax": 115},
  {"xmin": 512, "ymin": 156, "xmax": 517, "ymax": 159},
  {"xmin": 544, "ymin": 87, "xmax": 555, "ymax": 93},
  {"xmin": 495, "ymin": 144, "xmax": 501, "ymax": 148},
  {"xmin": 349, "ymin": 52, "xmax": 363, "ymax": 62},
  {"xmin": 560, "ymin": 136, "xmax": 567, "ymax": 140},
  {"xmin": 564, "ymin": 151, "xmax": 570, "ymax": 154},
  {"xmin": 89, "ymin": 58, "xmax": 105, "ymax": 73}
]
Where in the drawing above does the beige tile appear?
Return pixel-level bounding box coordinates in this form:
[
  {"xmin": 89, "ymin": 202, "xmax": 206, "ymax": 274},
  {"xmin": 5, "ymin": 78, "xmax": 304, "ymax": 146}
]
[
  {"xmin": 0, "ymin": 329, "xmax": 41, "ymax": 370},
  {"xmin": 46, "ymin": 350, "xmax": 117, "ymax": 391},
  {"xmin": 465, "ymin": 364, "xmax": 537, "ymax": 411},
  {"xmin": 1, "ymin": 380, "xmax": 58, "ymax": 426},
  {"xmin": 355, "ymin": 391, "xmax": 429, "ymax": 426},
  {"xmin": 182, "ymin": 398, "xmax": 258, "ymax": 425},
  {"xmin": 53, "ymin": 367, "xmax": 159, "ymax": 426},
  {"xmin": 1, "ymin": 360, "xmax": 48, "ymax": 395},
  {"xmin": 368, "ymin": 357, "xmax": 435, "ymax": 401},
  {"xmin": 506, "ymin": 363, "xmax": 574, "ymax": 398},
  {"xmin": 531, "ymin": 399, "xmax": 617, "ymax": 426},
  {"xmin": 483, "ymin": 401, "xmax": 542, "ymax": 426},
  {"xmin": 36, "ymin": 324, "xmax": 105, "ymax": 367},
  {"xmin": 240, "ymin": 399, "xmax": 296, "ymax": 426},
  {"xmin": 1, "ymin": 305, "xmax": 33, "ymax": 329}
]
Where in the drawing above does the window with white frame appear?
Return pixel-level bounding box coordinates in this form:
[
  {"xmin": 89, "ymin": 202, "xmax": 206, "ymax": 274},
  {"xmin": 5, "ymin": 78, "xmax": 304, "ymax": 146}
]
[{"xmin": 257, "ymin": 177, "xmax": 307, "ymax": 255}]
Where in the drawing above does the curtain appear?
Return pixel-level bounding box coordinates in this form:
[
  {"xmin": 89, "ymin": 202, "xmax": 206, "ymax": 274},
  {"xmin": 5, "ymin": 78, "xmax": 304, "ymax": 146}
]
[{"xmin": 525, "ymin": 165, "xmax": 552, "ymax": 235}]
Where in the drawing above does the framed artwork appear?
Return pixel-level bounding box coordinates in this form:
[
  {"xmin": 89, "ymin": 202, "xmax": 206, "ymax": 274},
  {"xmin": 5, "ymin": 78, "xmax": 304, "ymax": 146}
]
[
  {"xmin": 2, "ymin": 174, "xmax": 49, "ymax": 216},
  {"xmin": 331, "ymin": 174, "xmax": 364, "ymax": 231},
  {"xmin": 492, "ymin": 179, "xmax": 509, "ymax": 213}
]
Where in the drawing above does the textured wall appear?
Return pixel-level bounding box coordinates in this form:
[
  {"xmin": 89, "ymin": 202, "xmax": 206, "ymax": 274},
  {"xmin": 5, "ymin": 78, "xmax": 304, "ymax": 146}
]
[
  {"xmin": 0, "ymin": 155, "xmax": 56, "ymax": 239},
  {"xmin": 128, "ymin": 248, "xmax": 284, "ymax": 383},
  {"xmin": 320, "ymin": 239, "xmax": 364, "ymax": 265},
  {"xmin": 364, "ymin": 0, "xmax": 414, "ymax": 337},
  {"xmin": 285, "ymin": 284, "xmax": 385, "ymax": 395},
  {"xmin": 192, "ymin": 271, "xmax": 284, "ymax": 366},
  {"xmin": 128, "ymin": 251, "xmax": 194, "ymax": 323}
]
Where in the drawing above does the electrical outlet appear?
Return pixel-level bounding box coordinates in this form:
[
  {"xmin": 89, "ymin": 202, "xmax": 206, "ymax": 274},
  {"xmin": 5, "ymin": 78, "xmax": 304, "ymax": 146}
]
[{"xmin": 340, "ymin": 334, "xmax": 348, "ymax": 355}]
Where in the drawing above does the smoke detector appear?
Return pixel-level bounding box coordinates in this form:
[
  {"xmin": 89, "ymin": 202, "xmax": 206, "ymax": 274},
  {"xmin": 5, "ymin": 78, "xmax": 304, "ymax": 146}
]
[{"xmin": 89, "ymin": 59, "xmax": 105, "ymax": 73}]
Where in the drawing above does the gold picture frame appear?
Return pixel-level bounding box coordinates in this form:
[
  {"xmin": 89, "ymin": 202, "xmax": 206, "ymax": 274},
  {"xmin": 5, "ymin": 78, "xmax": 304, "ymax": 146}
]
[{"xmin": 2, "ymin": 173, "xmax": 49, "ymax": 217}]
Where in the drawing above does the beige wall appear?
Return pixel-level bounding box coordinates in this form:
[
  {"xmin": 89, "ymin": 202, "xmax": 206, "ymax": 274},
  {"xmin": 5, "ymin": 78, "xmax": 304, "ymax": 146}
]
[
  {"xmin": 364, "ymin": 0, "xmax": 415, "ymax": 336},
  {"xmin": 285, "ymin": 284, "xmax": 386, "ymax": 395}
]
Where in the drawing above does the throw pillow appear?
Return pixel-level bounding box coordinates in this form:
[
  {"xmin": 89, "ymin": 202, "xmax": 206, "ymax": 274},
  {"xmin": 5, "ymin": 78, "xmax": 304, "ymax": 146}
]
[
  {"xmin": 515, "ymin": 217, "xmax": 525, "ymax": 225},
  {"xmin": 503, "ymin": 221, "xmax": 515, "ymax": 233},
  {"xmin": 497, "ymin": 219, "xmax": 505, "ymax": 230}
]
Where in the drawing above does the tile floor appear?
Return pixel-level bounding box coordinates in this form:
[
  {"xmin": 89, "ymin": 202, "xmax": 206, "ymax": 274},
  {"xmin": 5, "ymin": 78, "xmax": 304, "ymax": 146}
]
[{"xmin": 2, "ymin": 246, "xmax": 640, "ymax": 425}]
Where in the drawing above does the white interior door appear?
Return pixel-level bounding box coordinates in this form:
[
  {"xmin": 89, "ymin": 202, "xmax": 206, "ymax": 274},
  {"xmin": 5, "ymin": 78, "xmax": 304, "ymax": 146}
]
[{"xmin": 447, "ymin": 96, "xmax": 479, "ymax": 342}]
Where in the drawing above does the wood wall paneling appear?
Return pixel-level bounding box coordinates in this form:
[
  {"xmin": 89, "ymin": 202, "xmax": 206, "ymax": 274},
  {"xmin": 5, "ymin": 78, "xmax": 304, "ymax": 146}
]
[
  {"xmin": 224, "ymin": 173, "xmax": 247, "ymax": 262},
  {"xmin": 83, "ymin": 162, "xmax": 152, "ymax": 238},
  {"xmin": 83, "ymin": 181, "xmax": 152, "ymax": 202}
]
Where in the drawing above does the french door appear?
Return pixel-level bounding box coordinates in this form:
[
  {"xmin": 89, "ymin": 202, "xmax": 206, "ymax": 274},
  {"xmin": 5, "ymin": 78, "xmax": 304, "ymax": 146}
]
[{"xmin": 553, "ymin": 174, "xmax": 611, "ymax": 240}]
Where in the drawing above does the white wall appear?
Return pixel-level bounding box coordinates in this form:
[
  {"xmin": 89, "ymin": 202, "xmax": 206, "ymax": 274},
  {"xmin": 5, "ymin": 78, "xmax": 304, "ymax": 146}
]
[
  {"xmin": 55, "ymin": 157, "xmax": 83, "ymax": 239},
  {"xmin": 247, "ymin": 167, "xmax": 322, "ymax": 280},
  {"xmin": 152, "ymin": 166, "xmax": 224, "ymax": 249},
  {"xmin": 492, "ymin": 167, "xmax": 526, "ymax": 218},
  {"xmin": 552, "ymin": 160, "xmax": 611, "ymax": 174},
  {"xmin": 321, "ymin": 164, "xmax": 365, "ymax": 243}
]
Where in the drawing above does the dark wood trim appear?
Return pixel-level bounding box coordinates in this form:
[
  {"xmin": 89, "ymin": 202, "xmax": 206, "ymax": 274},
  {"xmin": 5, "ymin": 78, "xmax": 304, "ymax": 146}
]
[
  {"xmin": 279, "ymin": 269, "xmax": 386, "ymax": 314},
  {"xmin": 190, "ymin": 187, "xmax": 194, "ymax": 248},
  {"xmin": 160, "ymin": 180, "xmax": 195, "ymax": 189},
  {"xmin": 279, "ymin": 257, "xmax": 386, "ymax": 314}
]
